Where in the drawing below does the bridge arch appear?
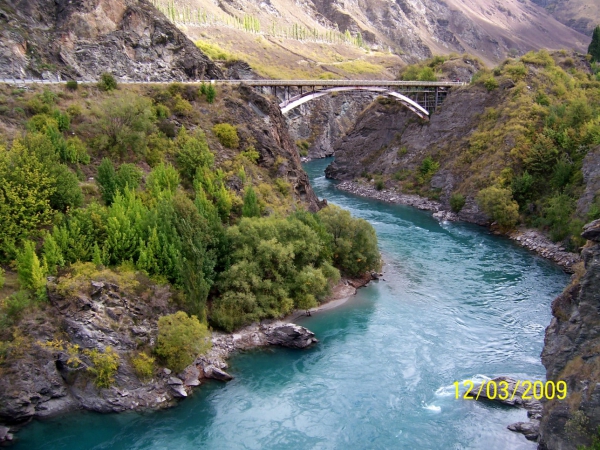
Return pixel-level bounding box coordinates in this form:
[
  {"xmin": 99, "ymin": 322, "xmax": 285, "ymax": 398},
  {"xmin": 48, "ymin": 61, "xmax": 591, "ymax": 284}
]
[{"xmin": 279, "ymin": 86, "xmax": 430, "ymax": 120}]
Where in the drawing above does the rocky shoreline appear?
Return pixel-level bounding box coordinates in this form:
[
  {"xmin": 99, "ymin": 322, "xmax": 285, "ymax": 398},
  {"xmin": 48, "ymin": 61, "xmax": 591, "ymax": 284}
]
[
  {"xmin": 0, "ymin": 275, "xmax": 371, "ymax": 444},
  {"xmin": 336, "ymin": 180, "xmax": 580, "ymax": 272}
]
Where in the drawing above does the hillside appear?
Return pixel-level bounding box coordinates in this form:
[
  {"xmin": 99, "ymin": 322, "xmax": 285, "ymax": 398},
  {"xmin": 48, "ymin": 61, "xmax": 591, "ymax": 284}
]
[
  {"xmin": 326, "ymin": 51, "xmax": 600, "ymax": 249},
  {"xmin": 155, "ymin": 0, "xmax": 591, "ymax": 75},
  {"xmin": 531, "ymin": 0, "xmax": 600, "ymax": 36}
]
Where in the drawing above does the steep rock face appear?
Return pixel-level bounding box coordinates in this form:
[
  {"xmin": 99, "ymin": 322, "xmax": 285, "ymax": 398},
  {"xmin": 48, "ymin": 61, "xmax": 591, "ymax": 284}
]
[
  {"xmin": 325, "ymin": 60, "xmax": 493, "ymax": 221},
  {"xmin": 0, "ymin": 0, "xmax": 222, "ymax": 80},
  {"xmin": 0, "ymin": 279, "xmax": 180, "ymax": 425},
  {"xmin": 539, "ymin": 220, "xmax": 600, "ymax": 449},
  {"xmin": 286, "ymin": 94, "xmax": 374, "ymax": 160}
]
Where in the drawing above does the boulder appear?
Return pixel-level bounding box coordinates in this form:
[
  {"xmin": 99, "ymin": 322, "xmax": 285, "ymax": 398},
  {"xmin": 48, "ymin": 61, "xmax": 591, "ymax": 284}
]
[
  {"xmin": 204, "ymin": 365, "xmax": 233, "ymax": 381},
  {"xmin": 263, "ymin": 323, "xmax": 318, "ymax": 349},
  {"xmin": 507, "ymin": 420, "xmax": 540, "ymax": 441},
  {"xmin": 170, "ymin": 385, "xmax": 187, "ymax": 398}
]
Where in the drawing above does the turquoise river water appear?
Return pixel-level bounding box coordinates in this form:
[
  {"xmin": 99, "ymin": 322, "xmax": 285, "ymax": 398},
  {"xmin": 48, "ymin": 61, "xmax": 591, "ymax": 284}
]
[{"xmin": 14, "ymin": 158, "xmax": 569, "ymax": 449}]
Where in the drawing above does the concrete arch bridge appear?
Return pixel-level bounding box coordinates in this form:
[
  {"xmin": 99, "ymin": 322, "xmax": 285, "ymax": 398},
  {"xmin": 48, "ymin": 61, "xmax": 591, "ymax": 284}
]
[{"xmin": 215, "ymin": 79, "xmax": 465, "ymax": 120}]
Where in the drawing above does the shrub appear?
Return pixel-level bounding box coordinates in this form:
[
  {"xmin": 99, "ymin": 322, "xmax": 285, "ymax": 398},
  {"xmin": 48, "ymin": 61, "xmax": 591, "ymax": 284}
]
[
  {"xmin": 63, "ymin": 137, "xmax": 90, "ymax": 164},
  {"xmin": 375, "ymin": 178, "xmax": 385, "ymax": 191},
  {"xmin": 97, "ymin": 72, "xmax": 117, "ymax": 91},
  {"xmin": 213, "ymin": 123, "xmax": 239, "ymax": 149},
  {"xmin": 66, "ymin": 80, "xmax": 78, "ymax": 91},
  {"xmin": 476, "ymin": 186, "xmax": 519, "ymax": 229},
  {"xmin": 3, "ymin": 291, "xmax": 33, "ymax": 321},
  {"xmin": 0, "ymin": 267, "xmax": 4, "ymax": 289},
  {"xmin": 16, "ymin": 240, "xmax": 46, "ymax": 294},
  {"xmin": 542, "ymin": 194, "xmax": 575, "ymax": 242},
  {"xmin": 450, "ymin": 193, "xmax": 466, "ymax": 213},
  {"xmin": 155, "ymin": 311, "xmax": 211, "ymax": 373},
  {"xmin": 93, "ymin": 93, "xmax": 154, "ymax": 156},
  {"xmin": 131, "ymin": 352, "xmax": 155, "ymax": 382},
  {"xmin": 240, "ymin": 146, "xmax": 260, "ymax": 163},
  {"xmin": 484, "ymin": 76, "xmax": 499, "ymax": 91},
  {"xmin": 84, "ymin": 347, "xmax": 119, "ymax": 388}
]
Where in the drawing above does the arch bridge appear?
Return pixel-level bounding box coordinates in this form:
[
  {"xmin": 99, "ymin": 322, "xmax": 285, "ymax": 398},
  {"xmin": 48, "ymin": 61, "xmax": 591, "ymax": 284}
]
[{"xmin": 214, "ymin": 79, "xmax": 465, "ymax": 120}]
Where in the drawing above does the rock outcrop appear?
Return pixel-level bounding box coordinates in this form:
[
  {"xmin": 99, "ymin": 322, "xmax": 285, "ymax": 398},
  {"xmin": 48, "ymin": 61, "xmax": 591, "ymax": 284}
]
[
  {"xmin": 539, "ymin": 219, "xmax": 600, "ymax": 449},
  {"xmin": 0, "ymin": 0, "xmax": 222, "ymax": 81}
]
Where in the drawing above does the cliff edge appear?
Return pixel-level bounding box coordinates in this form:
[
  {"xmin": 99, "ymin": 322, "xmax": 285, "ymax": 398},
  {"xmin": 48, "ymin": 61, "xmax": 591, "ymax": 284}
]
[{"xmin": 539, "ymin": 219, "xmax": 600, "ymax": 449}]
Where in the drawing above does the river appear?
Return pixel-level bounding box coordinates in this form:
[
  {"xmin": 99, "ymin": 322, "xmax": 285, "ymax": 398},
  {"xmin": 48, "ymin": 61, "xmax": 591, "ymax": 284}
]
[{"xmin": 14, "ymin": 157, "xmax": 569, "ymax": 449}]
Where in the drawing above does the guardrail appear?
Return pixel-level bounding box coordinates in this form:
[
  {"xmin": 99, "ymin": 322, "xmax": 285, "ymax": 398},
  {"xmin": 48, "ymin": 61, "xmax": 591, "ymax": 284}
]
[{"xmin": 0, "ymin": 78, "xmax": 467, "ymax": 87}]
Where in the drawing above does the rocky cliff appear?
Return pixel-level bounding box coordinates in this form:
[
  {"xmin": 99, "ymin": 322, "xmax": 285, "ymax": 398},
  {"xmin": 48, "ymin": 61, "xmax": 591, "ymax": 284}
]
[
  {"xmin": 539, "ymin": 220, "xmax": 600, "ymax": 449},
  {"xmin": 0, "ymin": 0, "xmax": 222, "ymax": 80}
]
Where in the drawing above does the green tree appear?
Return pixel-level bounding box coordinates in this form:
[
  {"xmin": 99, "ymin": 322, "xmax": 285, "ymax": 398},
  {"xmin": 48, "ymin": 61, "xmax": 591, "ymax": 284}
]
[
  {"xmin": 476, "ymin": 186, "xmax": 519, "ymax": 229},
  {"xmin": 242, "ymin": 186, "xmax": 260, "ymax": 217},
  {"xmin": 97, "ymin": 158, "xmax": 118, "ymax": 205},
  {"xmin": 0, "ymin": 140, "xmax": 56, "ymax": 259},
  {"xmin": 318, "ymin": 205, "xmax": 381, "ymax": 277},
  {"xmin": 176, "ymin": 128, "xmax": 214, "ymax": 182},
  {"xmin": 155, "ymin": 311, "xmax": 211, "ymax": 372},
  {"xmin": 49, "ymin": 164, "xmax": 83, "ymax": 212},
  {"xmin": 16, "ymin": 240, "xmax": 46, "ymax": 294},
  {"xmin": 43, "ymin": 233, "xmax": 65, "ymax": 275},
  {"xmin": 146, "ymin": 163, "xmax": 180, "ymax": 198},
  {"xmin": 589, "ymin": 25, "xmax": 600, "ymax": 62},
  {"xmin": 206, "ymin": 84, "xmax": 216, "ymax": 104}
]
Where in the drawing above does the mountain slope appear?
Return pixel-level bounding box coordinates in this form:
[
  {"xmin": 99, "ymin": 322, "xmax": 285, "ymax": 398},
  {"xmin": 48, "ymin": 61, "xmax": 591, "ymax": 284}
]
[{"xmin": 160, "ymin": 0, "xmax": 591, "ymax": 69}]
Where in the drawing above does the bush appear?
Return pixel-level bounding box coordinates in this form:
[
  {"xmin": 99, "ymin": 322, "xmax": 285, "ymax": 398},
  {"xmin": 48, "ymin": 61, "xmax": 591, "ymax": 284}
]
[
  {"xmin": 206, "ymin": 84, "xmax": 216, "ymax": 104},
  {"xmin": 97, "ymin": 72, "xmax": 117, "ymax": 91},
  {"xmin": 484, "ymin": 76, "xmax": 499, "ymax": 91},
  {"xmin": 84, "ymin": 346, "xmax": 119, "ymax": 388},
  {"xmin": 375, "ymin": 178, "xmax": 385, "ymax": 191},
  {"xmin": 542, "ymin": 194, "xmax": 575, "ymax": 242},
  {"xmin": 476, "ymin": 186, "xmax": 519, "ymax": 229},
  {"xmin": 66, "ymin": 80, "xmax": 78, "ymax": 91},
  {"xmin": 155, "ymin": 311, "xmax": 211, "ymax": 373},
  {"xmin": 176, "ymin": 128, "xmax": 214, "ymax": 182},
  {"xmin": 240, "ymin": 146, "xmax": 260, "ymax": 163},
  {"xmin": 131, "ymin": 352, "xmax": 155, "ymax": 382},
  {"xmin": 3, "ymin": 291, "xmax": 33, "ymax": 321},
  {"xmin": 0, "ymin": 267, "xmax": 4, "ymax": 289},
  {"xmin": 97, "ymin": 158, "xmax": 118, "ymax": 205},
  {"xmin": 213, "ymin": 123, "xmax": 239, "ymax": 149},
  {"xmin": 450, "ymin": 193, "xmax": 466, "ymax": 213}
]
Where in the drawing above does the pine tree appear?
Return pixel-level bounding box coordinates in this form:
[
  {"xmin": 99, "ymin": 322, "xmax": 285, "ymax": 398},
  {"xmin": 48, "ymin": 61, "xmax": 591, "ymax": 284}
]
[
  {"xmin": 589, "ymin": 25, "xmax": 600, "ymax": 62},
  {"xmin": 206, "ymin": 84, "xmax": 216, "ymax": 104},
  {"xmin": 242, "ymin": 186, "xmax": 260, "ymax": 218}
]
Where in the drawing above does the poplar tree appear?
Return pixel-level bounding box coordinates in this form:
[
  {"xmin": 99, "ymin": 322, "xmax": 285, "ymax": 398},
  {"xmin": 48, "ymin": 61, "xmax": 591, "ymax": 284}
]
[{"xmin": 589, "ymin": 25, "xmax": 600, "ymax": 62}]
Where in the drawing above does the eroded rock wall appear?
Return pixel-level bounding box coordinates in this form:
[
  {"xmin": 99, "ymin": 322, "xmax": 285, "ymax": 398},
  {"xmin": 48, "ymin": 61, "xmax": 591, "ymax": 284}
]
[{"xmin": 0, "ymin": 0, "xmax": 222, "ymax": 81}]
